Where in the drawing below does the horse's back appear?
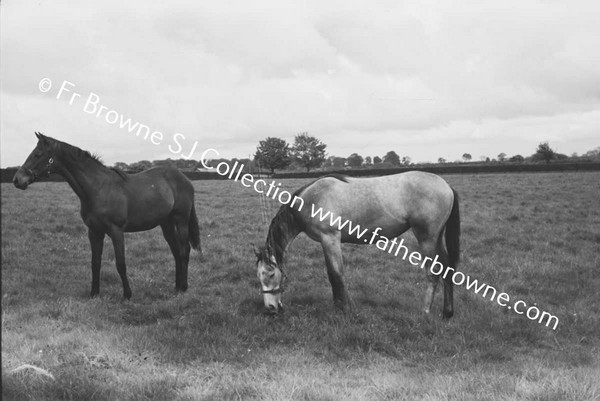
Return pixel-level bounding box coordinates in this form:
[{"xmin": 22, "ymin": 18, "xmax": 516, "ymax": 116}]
[
  {"xmin": 296, "ymin": 171, "xmax": 454, "ymax": 241},
  {"xmin": 128, "ymin": 166, "xmax": 193, "ymax": 193}
]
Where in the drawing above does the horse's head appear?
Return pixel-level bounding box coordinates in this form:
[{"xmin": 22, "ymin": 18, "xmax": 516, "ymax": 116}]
[
  {"xmin": 13, "ymin": 132, "xmax": 58, "ymax": 190},
  {"xmin": 254, "ymin": 245, "xmax": 285, "ymax": 314}
]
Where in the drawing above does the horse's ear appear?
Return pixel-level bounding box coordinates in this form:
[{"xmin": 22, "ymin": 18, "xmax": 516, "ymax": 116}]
[{"xmin": 35, "ymin": 132, "xmax": 47, "ymax": 143}]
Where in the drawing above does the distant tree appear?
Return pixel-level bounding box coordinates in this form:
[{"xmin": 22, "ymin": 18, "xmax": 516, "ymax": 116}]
[
  {"xmin": 570, "ymin": 152, "xmax": 578, "ymax": 158},
  {"xmin": 232, "ymin": 158, "xmax": 252, "ymax": 172},
  {"xmin": 152, "ymin": 159, "xmax": 175, "ymax": 167},
  {"xmin": 401, "ymin": 156, "xmax": 411, "ymax": 165},
  {"xmin": 347, "ymin": 153, "xmax": 364, "ymax": 168},
  {"xmin": 486, "ymin": 157, "xmax": 491, "ymax": 163},
  {"xmin": 245, "ymin": 158, "xmax": 259, "ymax": 172},
  {"xmin": 437, "ymin": 157, "xmax": 446, "ymax": 164},
  {"xmin": 554, "ymin": 153, "xmax": 569, "ymax": 161},
  {"xmin": 329, "ymin": 156, "xmax": 346, "ymax": 168},
  {"xmin": 290, "ymin": 132, "xmax": 327, "ymax": 172},
  {"xmin": 113, "ymin": 162, "xmax": 130, "ymax": 171},
  {"xmin": 254, "ymin": 137, "xmax": 291, "ymax": 174},
  {"xmin": 174, "ymin": 158, "xmax": 197, "ymax": 170},
  {"xmin": 287, "ymin": 159, "xmax": 305, "ymax": 171},
  {"xmin": 497, "ymin": 153, "xmax": 507, "ymax": 162},
  {"xmin": 462, "ymin": 153, "xmax": 472, "ymax": 162},
  {"xmin": 533, "ymin": 142, "xmax": 556, "ymax": 163},
  {"xmin": 509, "ymin": 154, "xmax": 524, "ymax": 163},
  {"xmin": 583, "ymin": 147, "xmax": 600, "ymax": 159},
  {"xmin": 203, "ymin": 158, "xmax": 231, "ymax": 168},
  {"xmin": 364, "ymin": 156, "xmax": 372, "ymax": 166},
  {"xmin": 129, "ymin": 160, "xmax": 152, "ymax": 173},
  {"xmin": 373, "ymin": 156, "xmax": 382, "ymax": 165},
  {"xmin": 383, "ymin": 151, "xmax": 401, "ymax": 166}
]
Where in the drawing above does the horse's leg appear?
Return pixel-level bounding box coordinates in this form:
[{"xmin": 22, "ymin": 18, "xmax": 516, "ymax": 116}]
[
  {"xmin": 428, "ymin": 235, "xmax": 453, "ymax": 318},
  {"xmin": 174, "ymin": 216, "xmax": 191, "ymax": 292},
  {"xmin": 418, "ymin": 237, "xmax": 441, "ymax": 315},
  {"xmin": 321, "ymin": 234, "xmax": 350, "ymax": 310},
  {"xmin": 160, "ymin": 220, "xmax": 182, "ymax": 291},
  {"xmin": 88, "ymin": 228, "xmax": 105, "ymax": 298},
  {"xmin": 108, "ymin": 228, "xmax": 132, "ymax": 299}
]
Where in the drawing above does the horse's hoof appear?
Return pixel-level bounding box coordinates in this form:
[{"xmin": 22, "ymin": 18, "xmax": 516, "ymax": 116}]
[
  {"xmin": 333, "ymin": 300, "xmax": 351, "ymax": 312},
  {"xmin": 264, "ymin": 305, "xmax": 284, "ymax": 317},
  {"xmin": 442, "ymin": 310, "xmax": 454, "ymax": 320}
]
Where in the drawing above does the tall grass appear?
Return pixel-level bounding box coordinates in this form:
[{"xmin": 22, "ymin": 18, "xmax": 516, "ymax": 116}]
[{"xmin": 2, "ymin": 172, "xmax": 599, "ymax": 400}]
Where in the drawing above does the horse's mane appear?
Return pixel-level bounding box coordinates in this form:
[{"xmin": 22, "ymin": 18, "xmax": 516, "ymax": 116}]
[
  {"xmin": 264, "ymin": 205, "xmax": 299, "ymax": 266},
  {"xmin": 261, "ymin": 174, "xmax": 349, "ymax": 266},
  {"xmin": 44, "ymin": 135, "xmax": 129, "ymax": 181}
]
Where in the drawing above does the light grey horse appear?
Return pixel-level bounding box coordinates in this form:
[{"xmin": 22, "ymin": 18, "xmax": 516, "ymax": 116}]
[{"xmin": 255, "ymin": 172, "xmax": 460, "ymax": 318}]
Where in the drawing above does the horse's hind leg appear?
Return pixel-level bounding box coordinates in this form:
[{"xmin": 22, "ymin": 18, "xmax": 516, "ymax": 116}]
[
  {"xmin": 108, "ymin": 228, "xmax": 132, "ymax": 300},
  {"xmin": 161, "ymin": 221, "xmax": 183, "ymax": 291},
  {"xmin": 417, "ymin": 237, "xmax": 441, "ymax": 315},
  {"xmin": 418, "ymin": 234, "xmax": 453, "ymax": 318},
  {"xmin": 321, "ymin": 234, "xmax": 351, "ymax": 310}
]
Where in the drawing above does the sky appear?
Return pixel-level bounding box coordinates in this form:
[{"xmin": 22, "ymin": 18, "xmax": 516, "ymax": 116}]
[{"xmin": 1, "ymin": 0, "xmax": 599, "ymax": 167}]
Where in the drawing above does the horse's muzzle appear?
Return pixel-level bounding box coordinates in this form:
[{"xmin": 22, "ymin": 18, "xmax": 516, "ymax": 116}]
[
  {"xmin": 264, "ymin": 303, "xmax": 284, "ymax": 316},
  {"xmin": 12, "ymin": 170, "xmax": 30, "ymax": 190}
]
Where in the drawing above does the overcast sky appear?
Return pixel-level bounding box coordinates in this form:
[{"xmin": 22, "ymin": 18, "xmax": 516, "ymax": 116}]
[{"xmin": 1, "ymin": 0, "xmax": 599, "ymax": 167}]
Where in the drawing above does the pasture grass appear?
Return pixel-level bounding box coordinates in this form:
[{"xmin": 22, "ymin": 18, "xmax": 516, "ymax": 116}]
[{"xmin": 2, "ymin": 172, "xmax": 600, "ymax": 400}]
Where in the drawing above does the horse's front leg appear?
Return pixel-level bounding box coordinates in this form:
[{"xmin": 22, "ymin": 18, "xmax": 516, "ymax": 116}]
[
  {"xmin": 88, "ymin": 228, "xmax": 105, "ymax": 297},
  {"xmin": 321, "ymin": 234, "xmax": 351, "ymax": 310},
  {"xmin": 108, "ymin": 227, "xmax": 132, "ymax": 300}
]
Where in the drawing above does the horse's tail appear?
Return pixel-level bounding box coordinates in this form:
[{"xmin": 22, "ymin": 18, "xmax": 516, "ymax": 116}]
[
  {"xmin": 189, "ymin": 203, "xmax": 201, "ymax": 252},
  {"xmin": 445, "ymin": 188, "xmax": 461, "ymax": 269}
]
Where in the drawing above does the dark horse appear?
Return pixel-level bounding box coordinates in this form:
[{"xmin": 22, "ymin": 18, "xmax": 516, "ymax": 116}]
[
  {"xmin": 13, "ymin": 132, "xmax": 201, "ymax": 299},
  {"xmin": 255, "ymin": 172, "xmax": 460, "ymax": 318}
]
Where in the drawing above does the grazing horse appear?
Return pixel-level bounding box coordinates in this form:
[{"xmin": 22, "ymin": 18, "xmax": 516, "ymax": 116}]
[
  {"xmin": 255, "ymin": 172, "xmax": 460, "ymax": 318},
  {"xmin": 13, "ymin": 132, "xmax": 202, "ymax": 299}
]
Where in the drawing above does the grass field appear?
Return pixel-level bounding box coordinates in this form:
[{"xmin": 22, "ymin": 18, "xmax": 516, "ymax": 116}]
[{"xmin": 2, "ymin": 172, "xmax": 599, "ymax": 400}]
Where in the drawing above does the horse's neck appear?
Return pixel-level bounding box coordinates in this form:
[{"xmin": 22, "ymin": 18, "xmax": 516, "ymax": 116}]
[{"xmin": 57, "ymin": 156, "xmax": 112, "ymax": 201}]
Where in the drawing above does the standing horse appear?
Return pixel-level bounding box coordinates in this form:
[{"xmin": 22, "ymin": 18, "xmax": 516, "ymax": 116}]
[
  {"xmin": 255, "ymin": 172, "xmax": 460, "ymax": 318},
  {"xmin": 13, "ymin": 132, "xmax": 202, "ymax": 299}
]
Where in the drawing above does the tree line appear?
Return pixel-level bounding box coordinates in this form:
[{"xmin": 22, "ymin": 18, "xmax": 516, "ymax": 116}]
[{"xmin": 110, "ymin": 134, "xmax": 599, "ymax": 174}]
